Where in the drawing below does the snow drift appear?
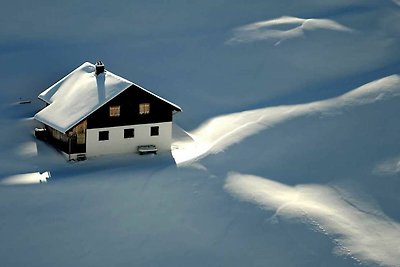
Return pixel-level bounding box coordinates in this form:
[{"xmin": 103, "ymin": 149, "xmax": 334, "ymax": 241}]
[
  {"xmin": 227, "ymin": 16, "xmax": 352, "ymax": 45},
  {"xmin": 225, "ymin": 172, "xmax": 400, "ymax": 267},
  {"xmin": 173, "ymin": 75, "xmax": 400, "ymax": 164}
]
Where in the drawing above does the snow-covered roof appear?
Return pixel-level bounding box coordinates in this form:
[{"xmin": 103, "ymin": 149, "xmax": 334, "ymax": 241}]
[{"xmin": 34, "ymin": 62, "xmax": 181, "ymax": 133}]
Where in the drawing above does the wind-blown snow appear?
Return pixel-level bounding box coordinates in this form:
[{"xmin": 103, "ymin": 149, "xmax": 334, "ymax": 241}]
[
  {"xmin": 373, "ymin": 155, "xmax": 400, "ymax": 176},
  {"xmin": 173, "ymin": 75, "xmax": 400, "ymax": 164},
  {"xmin": 1, "ymin": 1, "xmax": 400, "ymax": 267},
  {"xmin": 14, "ymin": 141, "xmax": 37, "ymax": 157},
  {"xmin": 0, "ymin": 171, "xmax": 50, "ymax": 185},
  {"xmin": 225, "ymin": 172, "xmax": 400, "ymax": 267},
  {"xmin": 227, "ymin": 16, "xmax": 352, "ymax": 45}
]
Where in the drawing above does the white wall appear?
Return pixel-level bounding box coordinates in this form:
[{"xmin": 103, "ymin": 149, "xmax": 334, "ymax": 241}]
[{"xmin": 86, "ymin": 122, "xmax": 172, "ymax": 157}]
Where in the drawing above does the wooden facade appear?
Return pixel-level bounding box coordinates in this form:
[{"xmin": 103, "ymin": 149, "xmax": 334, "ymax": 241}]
[
  {"xmin": 43, "ymin": 84, "xmax": 180, "ymax": 156},
  {"xmin": 86, "ymin": 84, "xmax": 179, "ymax": 129}
]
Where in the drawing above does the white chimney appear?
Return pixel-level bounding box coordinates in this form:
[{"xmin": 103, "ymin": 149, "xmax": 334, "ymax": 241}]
[{"xmin": 95, "ymin": 61, "xmax": 105, "ymax": 75}]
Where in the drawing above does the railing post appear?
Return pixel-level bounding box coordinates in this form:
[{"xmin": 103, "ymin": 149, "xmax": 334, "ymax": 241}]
[{"xmin": 68, "ymin": 137, "xmax": 71, "ymax": 161}]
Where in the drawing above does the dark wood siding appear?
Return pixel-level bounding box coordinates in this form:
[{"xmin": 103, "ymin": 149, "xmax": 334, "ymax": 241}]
[
  {"xmin": 86, "ymin": 85, "xmax": 176, "ymax": 129},
  {"xmin": 44, "ymin": 126, "xmax": 86, "ymax": 154}
]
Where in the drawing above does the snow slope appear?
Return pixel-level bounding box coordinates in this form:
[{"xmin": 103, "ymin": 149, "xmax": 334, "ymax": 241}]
[
  {"xmin": 0, "ymin": 1, "xmax": 399, "ymax": 267},
  {"xmin": 173, "ymin": 75, "xmax": 400, "ymax": 164},
  {"xmin": 227, "ymin": 16, "xmax": 353, "ymax": 45},
  {"xmin": 225, "ymin": 172, "xmax": 400, "ymax": 266}
]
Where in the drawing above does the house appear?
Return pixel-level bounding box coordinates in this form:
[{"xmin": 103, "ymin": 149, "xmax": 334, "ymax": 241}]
[{"xmin": 34, "ymin": 61, "xmax": 182, "ymax": 160}]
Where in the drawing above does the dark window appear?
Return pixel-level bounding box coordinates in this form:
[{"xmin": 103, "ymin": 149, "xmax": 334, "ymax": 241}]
[
  {"xmin": 124, "ymin": 128, "xmax": 135, "ymax": 138},
  {"xmin": 150, "ymin": 126, "xmax": 159, "ymax": 136},
  {"xmin": 98, "ymin": 131, "xmax": 109, "ymax": 141}
]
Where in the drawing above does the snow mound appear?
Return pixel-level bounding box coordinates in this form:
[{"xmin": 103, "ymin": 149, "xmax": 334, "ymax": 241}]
[
  {"xmin": 14, "ymin": 141, "xmax": 38, "ymax": 157},
  {"xmin": 0, "ymin": 171, "xmax": 50, "ymax": 185},
  {"xmin": 373, "ymin": 155, "xmax": 400, "ymax": 176},
  {"xmin": 225, "ymin": 172, "xmax": 400, "ymax": 267},
  {"xmin": 172, "ymin": 75, "xmax": 400, "ymax": 164},
  {"xmin": 227, "ymin": 16, "xmax": 352, "ymax": 45}
]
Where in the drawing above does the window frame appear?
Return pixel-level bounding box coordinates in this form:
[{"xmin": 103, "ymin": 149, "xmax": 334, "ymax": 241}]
[
  {"xmin": 150, "ymin": 126, "xmax": 159, "ymax": 136},
  {"xmin": 109, "ymin": 105, "xmax": 121, "ymax": 117},
  {"xmin": 124, "ymin": 128, "xmax": 135, "ymax": 139},
  {"xmin": 139, "ymin": 103, "xmax": 150, "ymax": 115},
  {"xmin": 98, "ymin": 131, "xmax": 109, "ymax": 141}
]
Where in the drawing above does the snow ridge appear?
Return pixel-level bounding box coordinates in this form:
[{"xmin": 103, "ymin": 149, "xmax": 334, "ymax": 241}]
[
  {"xmin": 172, "ymin": 75, "xmax": 400, "ymax": 164},
  {"xmin": 224, "ymin": 172, "xmax": 400, "ymax": 267},
  {"xmin": 227, "ymin": 16, "xmax": 352, "ymax": 45}
]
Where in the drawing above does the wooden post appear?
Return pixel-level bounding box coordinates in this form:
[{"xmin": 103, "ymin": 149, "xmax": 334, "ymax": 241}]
[{"xmin": 68, "ymin": 137, "xmax": 71, "ymax": 161}]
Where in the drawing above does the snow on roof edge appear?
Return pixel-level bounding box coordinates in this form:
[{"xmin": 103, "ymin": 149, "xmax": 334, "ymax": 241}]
[
  {"xmin": 34, "ymin": 113, "xmax": 68, "ymax": 133},
  {"xmin": 131, "ymin": 81, "xmax": 182, "ymax": 112},
  {"xmin": 37, "ymin": 62, "xmax": 93, "ymax": 104},
  {"xmin": 65, "ymin": 82, "xmax": 182, "ymax": 132},
  {"xmin": 35, "ymin": 61, "xmax": 182, "ymax": 133},
  {"xmin": 69, "ymin": 82, "xmax": 182, "ymax": 134}
]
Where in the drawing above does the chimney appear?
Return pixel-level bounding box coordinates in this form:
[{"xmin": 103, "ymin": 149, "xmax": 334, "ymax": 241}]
[{"xmin": 95, "ymin": 60, "xmax": 105, "ymax": 75}]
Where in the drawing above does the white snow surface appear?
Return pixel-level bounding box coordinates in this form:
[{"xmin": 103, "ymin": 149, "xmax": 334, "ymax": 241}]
[
  {"xmin": 225, "ymin": 172, "xmax": 400, "ymax": 267},
  {"xmin": 172, "ymin": 75, "xmax": 400, "ymax": 165},
  {"xmin": 1, "ymin": 1, "xmax": 400, "ymax": 267},
  {"xmin": 228, "ymin": 16, "xmax": 352, "ymax": 45},
  {"xmin": 373, "ymin": 155, "xmax": 400, "ymax": 176},
  {"xmin": 0, "ymin": 171, "xmax": 50, "ymax": 185}
]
